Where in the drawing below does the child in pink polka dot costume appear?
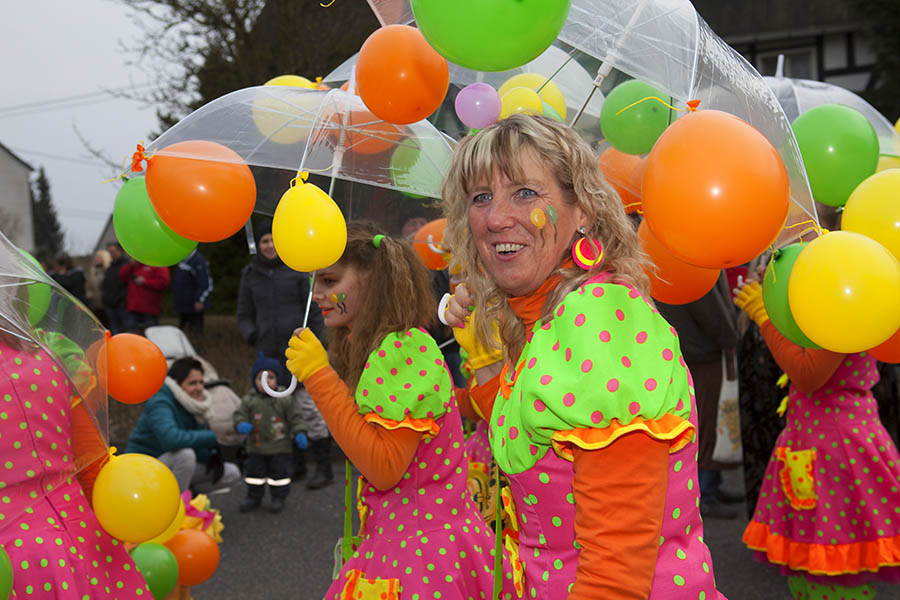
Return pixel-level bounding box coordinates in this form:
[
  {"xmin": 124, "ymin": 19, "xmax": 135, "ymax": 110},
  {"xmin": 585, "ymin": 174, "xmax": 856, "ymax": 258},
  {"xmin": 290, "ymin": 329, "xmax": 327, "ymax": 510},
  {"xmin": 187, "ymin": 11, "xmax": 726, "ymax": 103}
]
[
  {"xmin": 441, "ymin": 115, "xmax": 725, "ymax": 599},
  {"xmin": 0, "ymin": 332, "xmax": 150, "ymax": 598},
  {"xmin": 285, "ymin": 223, "xmax": 513, "ymax": 600},
  {"xmin": 736, "ymin": 277, "xmax": 900, "ymax": 599}
]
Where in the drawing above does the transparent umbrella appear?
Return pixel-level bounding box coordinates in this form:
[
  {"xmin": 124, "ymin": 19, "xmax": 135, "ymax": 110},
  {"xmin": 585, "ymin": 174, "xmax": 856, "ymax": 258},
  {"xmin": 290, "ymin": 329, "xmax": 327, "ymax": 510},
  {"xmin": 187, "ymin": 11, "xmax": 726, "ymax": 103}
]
[
  {"xmin": 367, "ymin": 0, "xmax": 819, "ymax": 247},
  {"xmin": 765, "ymin": 72, "xmax": 900, "ymax": 159},
  {"xmin": 0, "ymin": 230, "xmax": 109, "ymax": 528},
  {"xmin": 141, "ymin": 87, "xmax": 456, "ymax": 222}
]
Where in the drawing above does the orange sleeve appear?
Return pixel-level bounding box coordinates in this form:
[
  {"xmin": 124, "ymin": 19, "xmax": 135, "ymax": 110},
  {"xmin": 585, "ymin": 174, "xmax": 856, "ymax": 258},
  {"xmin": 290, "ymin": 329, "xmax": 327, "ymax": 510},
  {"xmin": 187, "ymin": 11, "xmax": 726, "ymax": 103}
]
[
  {"xmin": 468, "ymin": 372, "xmax": 500, "ymax": 421},
  {"xmin": 70, "ymin": 400, "xmax": 108, "ymax": 504},
  {"xmin": 568, "ymin": 433, "xmax": 669, "ymax": 600},
  {"xmin": 304, "ymin": 366, "xmax": 423, "ymax": 491},
  {"xmin": 454, "ymin": 385, "xmax": 479, "ymax": 421},
  {"xmin": 759, "ymin": 321, "xmax": 846, "ymax": 394}
]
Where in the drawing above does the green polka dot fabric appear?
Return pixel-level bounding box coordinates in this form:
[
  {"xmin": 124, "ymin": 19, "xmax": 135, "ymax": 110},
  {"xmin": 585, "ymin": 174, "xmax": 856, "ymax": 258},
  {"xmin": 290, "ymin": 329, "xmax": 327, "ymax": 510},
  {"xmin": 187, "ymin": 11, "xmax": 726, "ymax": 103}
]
[
  {"xmin": 356, "ymin": 329, "xmax": 451, "ymax": 430},
  {"xmin": 327, "ymin": 329, "xmax": 514, "ymax": 599},
  {"xmin": 745, "ymin": 351, "xmax": 900, "ymax": 584},
  {"xmin": 0, "ymin": 342, "xmax": 150, "ymax": 598},
  {"xmin": 488, "ymin": 275, "xmax": 722, "ymax": 599}
]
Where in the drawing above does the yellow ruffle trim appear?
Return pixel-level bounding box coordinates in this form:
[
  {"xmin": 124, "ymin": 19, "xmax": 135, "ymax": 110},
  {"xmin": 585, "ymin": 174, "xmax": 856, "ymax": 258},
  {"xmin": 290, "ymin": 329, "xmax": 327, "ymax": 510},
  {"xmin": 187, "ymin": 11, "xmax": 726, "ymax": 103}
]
[
  {"xmin": 744, "ymin": 521, "xmax": 900, "ymax": 575},
  {"xmin": 550, "ymin": 413, "xmax": 695, "ymax": 461},
  {"xmin": 362, "ymin": 412, "xmax": 440, "ymax": 437}
]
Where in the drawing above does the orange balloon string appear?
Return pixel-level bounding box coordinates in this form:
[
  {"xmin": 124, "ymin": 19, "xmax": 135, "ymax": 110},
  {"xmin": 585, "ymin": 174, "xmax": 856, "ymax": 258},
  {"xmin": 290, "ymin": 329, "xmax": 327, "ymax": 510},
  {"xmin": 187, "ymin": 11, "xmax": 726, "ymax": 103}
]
[
  {"xmin": 614, "ymin": 96, "xmax": 701, "ymax": 116},
  {"xmin": 131, "ymin": 143, "xmax": 147, "ymax": 173}
]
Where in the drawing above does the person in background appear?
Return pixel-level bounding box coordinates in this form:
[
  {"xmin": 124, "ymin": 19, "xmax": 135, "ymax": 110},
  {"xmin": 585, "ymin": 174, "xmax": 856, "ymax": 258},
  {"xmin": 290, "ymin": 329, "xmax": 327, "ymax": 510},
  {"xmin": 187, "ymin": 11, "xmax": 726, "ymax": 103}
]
[
  {"xmin": 85, "ymin": 249, "xmax": 111, "ymax": 325},
  {"xmin": 656, "ymin": 271, "xmax": 741, "ymax": 519},
  {"xmin": 52, "ymin": 255, "xmax": 87, "ymax": 305},
  {"xmin": 172, "ymin": 248, "xmax": 213, "ymax": 353},
  {"xmin": 119, "ymin": 259, "xmax": 170, "ymax": 334},
  {"xmin": 400, "ymin": 214, "xmax": 428, "ymax": 241},
  {"xmin": 237, "ymin": 221, "xmax": 333, "ymax": 489},
  {"xmin": 102, "ymin": 242, "xmax": 130, "ymax": 335},
  {"xmin": 233, "ymin": 354, "xmax": 308, "ymax": 514},
  {"xmin": 126, "ymin": 357, "xmax": 240, "ymax": 493}
]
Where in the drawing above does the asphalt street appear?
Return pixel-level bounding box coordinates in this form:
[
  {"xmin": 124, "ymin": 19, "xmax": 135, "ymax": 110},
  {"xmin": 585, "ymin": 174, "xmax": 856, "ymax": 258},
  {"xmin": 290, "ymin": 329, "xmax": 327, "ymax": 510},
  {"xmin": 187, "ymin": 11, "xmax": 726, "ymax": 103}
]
[{"xmin": 190, "ymin": 465, "xmax": 895, "ymax": 600}]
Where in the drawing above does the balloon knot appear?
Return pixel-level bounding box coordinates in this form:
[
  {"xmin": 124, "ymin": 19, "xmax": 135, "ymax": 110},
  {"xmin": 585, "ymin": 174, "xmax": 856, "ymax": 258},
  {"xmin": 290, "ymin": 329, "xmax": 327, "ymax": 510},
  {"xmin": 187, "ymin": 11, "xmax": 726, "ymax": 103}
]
[
  {"xmin": 108, "ymin": 446, "xmax": 118, "ymax": 459},
  {"xmin": 686, "ymin": 100, "xmax": 701, "ymax": 112},
  {"xmin": 130, "ymin": 143, "xmax": 147, "ymax": 173}
]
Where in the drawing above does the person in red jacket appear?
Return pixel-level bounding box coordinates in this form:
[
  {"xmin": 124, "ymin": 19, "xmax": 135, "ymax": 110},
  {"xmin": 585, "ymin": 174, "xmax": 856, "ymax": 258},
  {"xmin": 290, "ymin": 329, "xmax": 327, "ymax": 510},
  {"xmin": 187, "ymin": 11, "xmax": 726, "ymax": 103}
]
[{"xmin": 118, "ymin": 260, "xmax": 171, "ymax": 334}]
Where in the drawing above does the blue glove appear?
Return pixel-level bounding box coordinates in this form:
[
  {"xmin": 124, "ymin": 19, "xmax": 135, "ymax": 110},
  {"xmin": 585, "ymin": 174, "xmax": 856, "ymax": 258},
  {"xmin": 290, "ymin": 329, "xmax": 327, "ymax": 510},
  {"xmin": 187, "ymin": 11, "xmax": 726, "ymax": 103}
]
[
  {"xmin": 236, "ymin": 421, "xmax": 253, "ymax": 435},
  {"xmin": 295, "ymin": 432, "xmax": 308, "ymax": 450}
]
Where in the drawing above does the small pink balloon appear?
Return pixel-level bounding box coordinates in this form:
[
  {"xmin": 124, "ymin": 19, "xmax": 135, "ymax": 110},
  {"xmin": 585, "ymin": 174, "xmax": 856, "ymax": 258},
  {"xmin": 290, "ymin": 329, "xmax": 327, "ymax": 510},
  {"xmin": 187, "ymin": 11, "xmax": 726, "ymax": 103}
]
[{"xmin": 455, "ymin": 83, "xmax": 502, "ymax": 130}]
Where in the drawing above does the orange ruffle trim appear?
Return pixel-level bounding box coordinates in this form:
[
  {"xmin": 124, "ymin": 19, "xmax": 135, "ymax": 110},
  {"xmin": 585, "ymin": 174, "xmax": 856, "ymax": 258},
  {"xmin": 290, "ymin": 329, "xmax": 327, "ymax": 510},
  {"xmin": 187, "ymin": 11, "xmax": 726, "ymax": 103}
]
[
  {"xmin": 743, "ymin": 520, "xmax": 900, "ymax": 575},
  {"xmin": 362, "ymin": 412, "xmax": 440, "ymax": 437},
  {"xmin": 550, "ymin": 413, "xmax": 695, "ymax": 461}
]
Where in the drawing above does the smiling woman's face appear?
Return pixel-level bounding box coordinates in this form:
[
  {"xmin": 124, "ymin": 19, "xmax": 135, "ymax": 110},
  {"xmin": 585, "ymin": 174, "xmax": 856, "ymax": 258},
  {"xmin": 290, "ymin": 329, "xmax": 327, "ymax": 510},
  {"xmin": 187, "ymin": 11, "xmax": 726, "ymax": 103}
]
[{"xmin": 467, "ymin": 151, "xmax": 586, "ymax": 297}]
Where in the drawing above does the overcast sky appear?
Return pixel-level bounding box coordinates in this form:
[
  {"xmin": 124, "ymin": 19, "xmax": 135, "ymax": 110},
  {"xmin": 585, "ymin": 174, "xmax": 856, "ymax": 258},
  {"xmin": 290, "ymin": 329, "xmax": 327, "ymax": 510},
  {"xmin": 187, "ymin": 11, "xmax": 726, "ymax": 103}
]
[{"xmin": 0, "ymin": 0, "xmax": 158, "ymax": 255}]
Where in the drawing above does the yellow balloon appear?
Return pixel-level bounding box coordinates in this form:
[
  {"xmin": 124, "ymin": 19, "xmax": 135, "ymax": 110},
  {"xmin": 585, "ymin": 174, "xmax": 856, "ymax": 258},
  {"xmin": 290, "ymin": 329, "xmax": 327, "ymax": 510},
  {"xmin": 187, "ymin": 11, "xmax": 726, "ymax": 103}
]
[
  {"xmin": 500, "ymin": 87, "xmax": 543, "ymax": 120},
  {"xmin": 264, "ymin": 75, "xmax": 316, "ymax": 88},
  {"xmin": 843, "ymin": 169, "xmax": 900, "ymax": 262},
  {"xmin": 272, "ymin": 176, "xmax": 348, "ymax": 272},
  {"xmin": 252, "ymin": 75, "xmax": 320, "ymax": 144},
  {"xmin": 499, "ymin": 73, "xmax": 567, "ymax": 120},
  {"xmin": 877, "ymin": 156, "xmax": 900, "ymax": 172},
  {"xmin": 92, "ymin": 453, "xmax": 181, "ymax": 543},
  {"xmin": 895, "ymin": 116, "xmax": 900, "ymax": 135},
  {"xmin": 789, "ymin": 231, "xmax": 900, "ymax": 353},
  {"xmin": 144, "ymin": 499, "xmax": 186, "ymax": 545}
]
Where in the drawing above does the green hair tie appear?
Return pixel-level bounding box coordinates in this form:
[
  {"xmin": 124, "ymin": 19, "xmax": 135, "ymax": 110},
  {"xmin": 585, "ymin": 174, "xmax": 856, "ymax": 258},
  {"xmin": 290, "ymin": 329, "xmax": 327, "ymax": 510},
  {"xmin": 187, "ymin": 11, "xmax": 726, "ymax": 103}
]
[{"xmin": 372, "ymin": 234, "xmax": 386, "ymax": 248}]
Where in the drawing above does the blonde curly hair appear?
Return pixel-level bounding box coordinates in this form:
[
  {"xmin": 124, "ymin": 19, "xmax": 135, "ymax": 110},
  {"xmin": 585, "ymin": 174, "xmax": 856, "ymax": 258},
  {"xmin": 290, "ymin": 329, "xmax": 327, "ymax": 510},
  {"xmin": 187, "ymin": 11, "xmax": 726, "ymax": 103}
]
[{"xmin": 442, "ymin": 114, "xmax": 652, "ymax": 364}]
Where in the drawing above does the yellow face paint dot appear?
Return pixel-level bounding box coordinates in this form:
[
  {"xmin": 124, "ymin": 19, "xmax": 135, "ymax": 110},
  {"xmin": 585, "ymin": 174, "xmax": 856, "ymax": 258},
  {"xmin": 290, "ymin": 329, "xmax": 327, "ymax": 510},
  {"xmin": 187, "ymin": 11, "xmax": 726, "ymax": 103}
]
[{"xmin": 530, "ymin": 208, "xmax": 547, "ymax": 229}]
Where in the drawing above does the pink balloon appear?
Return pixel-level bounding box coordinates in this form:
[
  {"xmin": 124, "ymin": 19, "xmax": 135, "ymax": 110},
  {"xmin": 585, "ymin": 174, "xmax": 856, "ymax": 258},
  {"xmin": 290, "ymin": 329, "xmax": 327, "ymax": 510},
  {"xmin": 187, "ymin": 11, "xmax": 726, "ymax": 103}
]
[{"xmin": 455, "ymin": 83, "xmax": 502, "ymax": 130}]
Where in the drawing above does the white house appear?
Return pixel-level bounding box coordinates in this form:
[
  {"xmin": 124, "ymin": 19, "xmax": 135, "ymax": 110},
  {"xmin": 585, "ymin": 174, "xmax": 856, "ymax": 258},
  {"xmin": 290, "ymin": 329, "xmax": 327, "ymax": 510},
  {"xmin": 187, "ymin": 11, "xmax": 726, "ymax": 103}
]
[{"xmin": 0, "ymin": 141, "xmax": 35, "ymax": 252}]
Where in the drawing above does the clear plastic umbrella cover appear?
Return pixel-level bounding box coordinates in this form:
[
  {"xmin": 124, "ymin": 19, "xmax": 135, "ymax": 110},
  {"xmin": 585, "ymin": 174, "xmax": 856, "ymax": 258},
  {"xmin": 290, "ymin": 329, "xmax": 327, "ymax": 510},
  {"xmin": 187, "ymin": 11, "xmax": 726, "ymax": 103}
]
[
  {"xmin": 0, "ymin": 230, "xmax": 109, "ymax": 530},
  {"xmin": 765, "ymin": 75, "xmax": 900, "ymax": 159},
  {"xmin": 141, "ymin": 87, "xmax": 455, "ymax": 224},
  {"xmin": 367, "ymin": 0, "xmax": 818, "ymax": 247}
]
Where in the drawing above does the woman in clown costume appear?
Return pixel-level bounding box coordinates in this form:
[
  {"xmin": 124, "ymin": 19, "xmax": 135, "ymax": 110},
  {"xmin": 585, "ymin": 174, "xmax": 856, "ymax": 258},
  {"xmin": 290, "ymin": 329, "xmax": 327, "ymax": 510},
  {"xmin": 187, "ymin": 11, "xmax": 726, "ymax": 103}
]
[
  {"xmin": 441, "ymin": 114, "xmax": 725, "ymax": 599},
  {"xmin": 285, "ymin": 222, "xmax": 513, "ymax": 600},
  {"xmin": 734, "ymin": 272, "xmax": 900, "ymax": 599}
]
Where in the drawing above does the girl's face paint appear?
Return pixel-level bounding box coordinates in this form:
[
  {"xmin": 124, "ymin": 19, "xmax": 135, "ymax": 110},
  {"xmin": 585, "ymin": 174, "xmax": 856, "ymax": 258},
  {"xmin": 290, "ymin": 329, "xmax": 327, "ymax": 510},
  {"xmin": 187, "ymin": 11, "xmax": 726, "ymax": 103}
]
[{"xmin": 312, "ymin": 263, "xmax": 366, "ymax": 330}]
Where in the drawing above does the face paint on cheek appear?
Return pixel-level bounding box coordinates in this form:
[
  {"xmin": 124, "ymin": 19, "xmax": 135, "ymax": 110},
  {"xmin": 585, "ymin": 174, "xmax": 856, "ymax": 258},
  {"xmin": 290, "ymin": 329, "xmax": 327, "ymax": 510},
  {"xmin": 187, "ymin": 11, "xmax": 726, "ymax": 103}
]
[{"xmin": 530, "ymin": 207, "xmax": 547, "ymax": 229}]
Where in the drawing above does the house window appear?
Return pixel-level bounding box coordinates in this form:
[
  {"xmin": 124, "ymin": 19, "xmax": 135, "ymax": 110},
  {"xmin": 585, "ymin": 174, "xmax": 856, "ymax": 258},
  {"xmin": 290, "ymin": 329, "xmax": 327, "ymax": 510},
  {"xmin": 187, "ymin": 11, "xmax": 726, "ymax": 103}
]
[{"xmin": 757, "ymin": 48, "xmax": 817, "ymax": 79}]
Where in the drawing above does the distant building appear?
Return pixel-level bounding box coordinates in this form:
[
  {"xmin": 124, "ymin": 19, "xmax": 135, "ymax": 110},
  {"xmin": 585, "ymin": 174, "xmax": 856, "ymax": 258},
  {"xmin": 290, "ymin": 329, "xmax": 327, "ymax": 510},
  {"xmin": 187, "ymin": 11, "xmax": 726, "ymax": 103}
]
[
  {"xmin": 94, "ymin": 214, "xmax": 117, "ymax": 254},
  {"xmin": 0, "ymin": 141, "xmax": 35, "ymax": 252},
  {"xmin": 694, "ymin": 0, "xmax": 876, "ymax": 92}
]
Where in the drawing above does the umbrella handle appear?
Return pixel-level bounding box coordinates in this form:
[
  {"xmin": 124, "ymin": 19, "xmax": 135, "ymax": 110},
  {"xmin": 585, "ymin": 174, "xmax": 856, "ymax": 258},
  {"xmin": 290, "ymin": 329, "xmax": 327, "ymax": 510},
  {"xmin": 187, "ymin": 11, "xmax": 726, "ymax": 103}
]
[{"xmin": 261, "ymin": 374, "xmax": 298, "ymax": 398}]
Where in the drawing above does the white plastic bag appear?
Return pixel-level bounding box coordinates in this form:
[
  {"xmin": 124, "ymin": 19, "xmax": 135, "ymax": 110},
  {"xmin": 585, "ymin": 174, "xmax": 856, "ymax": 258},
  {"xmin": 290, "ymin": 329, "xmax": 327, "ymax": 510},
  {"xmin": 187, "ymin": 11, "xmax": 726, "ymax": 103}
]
[{"xmin": 712, "ymin": 354, "xmax": 743, "ymax": 464}]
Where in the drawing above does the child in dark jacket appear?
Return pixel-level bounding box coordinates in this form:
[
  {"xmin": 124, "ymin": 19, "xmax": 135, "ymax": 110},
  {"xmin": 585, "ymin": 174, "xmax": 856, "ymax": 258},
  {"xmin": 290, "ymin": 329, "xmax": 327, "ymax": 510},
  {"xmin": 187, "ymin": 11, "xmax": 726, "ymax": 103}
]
[{"xmin": 234, "ymin": 354, "xmax": 308, "ymax": 513}]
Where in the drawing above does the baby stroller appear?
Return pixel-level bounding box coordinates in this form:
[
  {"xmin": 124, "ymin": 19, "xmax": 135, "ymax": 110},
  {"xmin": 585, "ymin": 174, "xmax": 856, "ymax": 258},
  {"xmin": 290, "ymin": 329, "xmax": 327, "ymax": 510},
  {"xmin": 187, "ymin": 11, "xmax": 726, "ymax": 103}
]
[{"xmin": 144, "ymin": 325, "xmax": 245, "ymax": 468}]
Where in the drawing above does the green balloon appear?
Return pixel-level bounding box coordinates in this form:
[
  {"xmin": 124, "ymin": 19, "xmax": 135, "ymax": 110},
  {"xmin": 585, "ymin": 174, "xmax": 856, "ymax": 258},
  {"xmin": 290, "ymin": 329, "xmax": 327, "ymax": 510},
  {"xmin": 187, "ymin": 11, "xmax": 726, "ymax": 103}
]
[
  {"xmin": 18, "ymin": 249, "xmax": 51, "ymax": 326},
  {"xmin": 792, "ymin": 104, "xmax": 879, "ymax": 207},
  {"xmin": 410, "ymin": 0, "xmax": 571, "ymax": 72},
  {"xmin": 130, "ymin": 543, "xmax": 178, "ymax": 600},
  {"xmin": 113, "ymin": 177, "xmax": 197, "ymax": 267},
  {"xmin": 0, "ymin": 545, "xmax": 11, "ymax": 598},
  {"xmin": 600, "ymin": 80, "xmax": 671, "ymax": 155},
  {"xmin": 762, "ymin": 244, "xmax": 821, "ymax": 349},
  {"xmin": 389, "ymin": 137, "xmax": 452, "ymax": 200}
]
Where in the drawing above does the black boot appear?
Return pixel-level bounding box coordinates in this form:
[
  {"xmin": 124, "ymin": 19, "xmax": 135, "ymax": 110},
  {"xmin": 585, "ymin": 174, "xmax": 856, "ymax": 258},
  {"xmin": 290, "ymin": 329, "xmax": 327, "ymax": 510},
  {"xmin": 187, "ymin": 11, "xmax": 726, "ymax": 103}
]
[
  {"xmin": 306, "ymin": 437, "xmax": 334, "ymax": 490},
  {"xmin": 239, "ymin": 496, "xmax": 261, "ymax": 513},
  {"xmin": 292, "ymin": 447, "xmax": 308, "ymax": 483}
]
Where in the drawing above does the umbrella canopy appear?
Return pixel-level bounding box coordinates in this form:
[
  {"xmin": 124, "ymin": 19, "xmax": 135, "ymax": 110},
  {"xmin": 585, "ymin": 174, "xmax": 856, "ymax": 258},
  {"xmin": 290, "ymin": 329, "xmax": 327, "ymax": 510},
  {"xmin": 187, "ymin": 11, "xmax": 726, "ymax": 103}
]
[
  {"xmin": 142, "ymin": 87, "xmax": 456, "ymax": 220},
  {"xmin": 765, "ymin": 75, "xmax": 900, "ymax": 159}
]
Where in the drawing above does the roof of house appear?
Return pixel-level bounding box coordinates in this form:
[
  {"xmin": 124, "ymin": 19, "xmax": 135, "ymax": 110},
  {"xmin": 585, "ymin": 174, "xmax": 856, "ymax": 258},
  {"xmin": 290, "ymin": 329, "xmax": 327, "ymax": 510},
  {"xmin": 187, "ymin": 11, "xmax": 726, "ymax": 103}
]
[{"xmin": 0, "ymin": 141, "xmax": 33, "ymax": 172}]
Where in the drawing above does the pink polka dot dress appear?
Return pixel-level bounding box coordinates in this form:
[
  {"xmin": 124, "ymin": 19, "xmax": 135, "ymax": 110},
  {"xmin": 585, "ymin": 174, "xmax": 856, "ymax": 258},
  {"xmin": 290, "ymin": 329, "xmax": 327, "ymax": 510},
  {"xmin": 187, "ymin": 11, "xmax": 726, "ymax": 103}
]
[
  {"xmin": 326, "ymin": 329, "xmax": 514, "ymax": 600},
  {"xmin": 743, "ymin": 351, "xmax": 900, "ymax": 586},
  {"xmin": 488, "ymin": 274, "xmax": 724, "ymax": 599},
  {"xmin": 0, "ymin": 341, "xmax": 150, "ymax": 598}
]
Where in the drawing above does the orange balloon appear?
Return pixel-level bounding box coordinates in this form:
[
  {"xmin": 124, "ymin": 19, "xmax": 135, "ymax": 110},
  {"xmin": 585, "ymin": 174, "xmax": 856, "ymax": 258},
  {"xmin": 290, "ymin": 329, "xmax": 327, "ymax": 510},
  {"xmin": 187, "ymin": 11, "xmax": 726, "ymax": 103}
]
[
  {"xmin": 642, "ymin": 110, "xmax": 790, "ymax": 269},
  {"xmin": 413, "ymin": 218, "xmax": 448, "ymax": 270},
  {"xmin": 357, "ymin": 24, "xmax": 449, "ymax": 125},
  {"xmin": 97, "ymin": 333, "xmax": 166, "ymax": 404},
  {"xmin": 330, "ymin": 108, "xmax": 406, "ymax": 155},
  {"xmin": 869, "ymin": 326, "xmax": 900, "ymax": 363},
  {"xmin": 597, "ymin": 148, "xmax": 642, "ymax": 214},
  {"xmin": 146, "ymin": 140, "xmax": 257, "ymax": 243},
  {"xmin": 638, "ymin": 219, "xmax": 720, "ymax": 304},
  {"xmin": 165, "ymin": 530, "xmax": 220, "ymax": 586}
]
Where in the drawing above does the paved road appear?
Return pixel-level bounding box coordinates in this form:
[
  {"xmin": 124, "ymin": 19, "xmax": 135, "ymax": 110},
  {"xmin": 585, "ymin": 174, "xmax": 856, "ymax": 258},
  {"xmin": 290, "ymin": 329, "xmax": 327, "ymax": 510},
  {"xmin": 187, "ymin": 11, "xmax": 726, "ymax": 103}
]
[{"xmin": 190, "ymin": 466, "xmax": 893, "ymax": 600}]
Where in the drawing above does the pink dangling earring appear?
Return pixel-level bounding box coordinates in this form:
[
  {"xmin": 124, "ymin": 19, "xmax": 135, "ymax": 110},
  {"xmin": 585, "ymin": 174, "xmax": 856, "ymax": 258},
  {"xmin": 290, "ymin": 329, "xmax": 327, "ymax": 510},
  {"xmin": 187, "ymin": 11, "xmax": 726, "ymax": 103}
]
[{"xmin": 571, "ymin": 227, "xmax": 603, "ymax": 270}]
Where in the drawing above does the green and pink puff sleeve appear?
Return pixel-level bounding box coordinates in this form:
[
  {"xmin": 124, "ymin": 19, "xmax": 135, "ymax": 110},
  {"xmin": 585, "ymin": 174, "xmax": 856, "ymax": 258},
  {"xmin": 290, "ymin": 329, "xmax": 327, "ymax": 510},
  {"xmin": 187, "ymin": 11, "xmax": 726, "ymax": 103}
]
[
  {"xmin": 355, "ymin": 329, "xmax": 452, "ymax": 437},
  {"xmin": 490, "ymin": 281, "xmax": 696, "ymax": 474}
]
